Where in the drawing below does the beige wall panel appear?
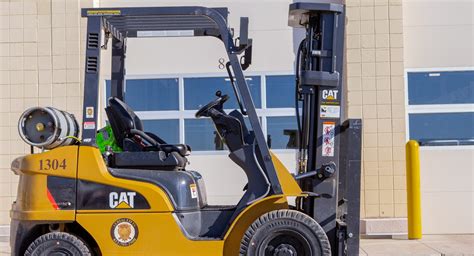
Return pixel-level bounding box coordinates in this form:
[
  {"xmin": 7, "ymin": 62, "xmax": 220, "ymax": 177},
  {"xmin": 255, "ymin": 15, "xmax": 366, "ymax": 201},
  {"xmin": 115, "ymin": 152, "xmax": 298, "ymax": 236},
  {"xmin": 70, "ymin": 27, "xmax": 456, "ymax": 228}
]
[
  {"xmin": 403, "ymin": 0, "xmax": 474, "ymax": 68},
  {"xmin": 420, "ymin": 148, "xmax": 474, "ymax": 233}
]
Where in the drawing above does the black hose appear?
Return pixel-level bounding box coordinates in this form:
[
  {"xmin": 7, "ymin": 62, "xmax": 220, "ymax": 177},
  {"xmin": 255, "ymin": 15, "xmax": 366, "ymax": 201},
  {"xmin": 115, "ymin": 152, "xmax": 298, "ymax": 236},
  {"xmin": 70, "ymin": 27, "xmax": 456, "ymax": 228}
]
[{"xmin": 295, "ymin": 39, "xmax": 305, "ymax": 152}]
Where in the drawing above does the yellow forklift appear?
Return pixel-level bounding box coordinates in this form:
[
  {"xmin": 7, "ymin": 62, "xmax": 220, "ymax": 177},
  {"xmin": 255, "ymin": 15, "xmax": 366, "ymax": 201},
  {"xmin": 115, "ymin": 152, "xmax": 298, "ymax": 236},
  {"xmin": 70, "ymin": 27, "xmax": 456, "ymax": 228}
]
[{"xmin": 10, "ymin": 2, "xmax": 362, "ymax": 255}]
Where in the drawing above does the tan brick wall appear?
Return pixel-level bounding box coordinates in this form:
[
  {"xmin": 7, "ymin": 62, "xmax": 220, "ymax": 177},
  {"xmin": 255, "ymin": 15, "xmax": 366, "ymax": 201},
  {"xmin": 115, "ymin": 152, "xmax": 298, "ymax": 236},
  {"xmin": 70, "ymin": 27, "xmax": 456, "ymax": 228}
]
[
  {"xmin": 345, "ymin": 0, "xmax": 406, "ymax": 219},
  {"xmin": 0, "ymin": 0, "xmax": 90, "ymax": 225}
]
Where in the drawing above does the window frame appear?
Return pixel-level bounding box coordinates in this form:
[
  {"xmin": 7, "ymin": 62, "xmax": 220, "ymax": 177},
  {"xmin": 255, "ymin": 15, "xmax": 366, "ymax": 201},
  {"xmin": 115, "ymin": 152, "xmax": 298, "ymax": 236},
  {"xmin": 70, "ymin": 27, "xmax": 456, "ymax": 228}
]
[
  {"xmin": 103, "ymin": 71, "xmax": 298, "ymax": 153},
  {"xmin": 405, "ymin": 67, "xmax": 474, "ymax": 148}
]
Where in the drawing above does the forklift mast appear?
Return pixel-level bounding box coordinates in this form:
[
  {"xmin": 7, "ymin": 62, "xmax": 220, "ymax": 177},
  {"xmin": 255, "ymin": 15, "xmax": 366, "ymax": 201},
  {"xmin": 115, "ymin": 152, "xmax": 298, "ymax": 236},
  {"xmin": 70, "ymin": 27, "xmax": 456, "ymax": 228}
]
[{"xmin": 289, "ymin": 2, "xmax": 362, "ymax": 255}]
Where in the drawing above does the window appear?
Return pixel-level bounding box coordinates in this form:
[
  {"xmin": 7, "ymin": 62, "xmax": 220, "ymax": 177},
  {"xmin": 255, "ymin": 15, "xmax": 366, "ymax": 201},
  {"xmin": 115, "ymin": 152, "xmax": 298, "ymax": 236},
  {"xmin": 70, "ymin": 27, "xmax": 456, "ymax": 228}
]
[
  {"xmin": 142, "ymin": 119, "xmax": 179, "ymax": 144},
  {"xmin": 407, "ymin": 70, "xmax": 474, "ymax": 146},
  {"xmin": 267, "ymin": 116, "xmax": 298, "ymax": 149},
  {"xmin": 408, "ymin": 71, "xmax": 474, "ymax": 105},
  {"xmin": 409, "ymin": 113, "xmax": 474, "ymax": 145},
  {"xmin": 125, "ymin": 79, "xmax": 179, "ymax": 111},
  {"xmin": 266, "ymin": 75, "xmax": 295, "ymax": 108},
  {"xmin": 105, "ymin": 73, "xmax": 298, "ymax": 152},
  {"xmin": 184, "ymin": 119, "xmax": 223, "ymax": 151},
  {"xmin": 184, "ymin": 76, "xmax": 261, "ymax": 110},
  {"xmin": 105, "ymin": 78, "xmax": 179, "ymax": 111}
]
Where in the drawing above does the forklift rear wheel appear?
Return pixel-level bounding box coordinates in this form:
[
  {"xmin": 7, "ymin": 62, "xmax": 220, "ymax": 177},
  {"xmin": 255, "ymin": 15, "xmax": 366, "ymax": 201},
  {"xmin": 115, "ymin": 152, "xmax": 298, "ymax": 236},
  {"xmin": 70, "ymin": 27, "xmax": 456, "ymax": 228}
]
[
  {"xmin": 25, "ymin": 232, "xmax": 91, "ymax": 256},
  {"xmin": 240, "ymin": 209, "xmax": 331, "ymax": 256}
]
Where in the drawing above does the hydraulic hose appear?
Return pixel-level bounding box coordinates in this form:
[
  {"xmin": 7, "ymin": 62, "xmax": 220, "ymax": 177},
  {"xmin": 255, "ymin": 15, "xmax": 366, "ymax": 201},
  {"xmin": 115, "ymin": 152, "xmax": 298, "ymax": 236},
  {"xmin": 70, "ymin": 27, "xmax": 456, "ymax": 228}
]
[{"xmin": 295, "ymin": 39, "xmax": 305, "ymax": 153}]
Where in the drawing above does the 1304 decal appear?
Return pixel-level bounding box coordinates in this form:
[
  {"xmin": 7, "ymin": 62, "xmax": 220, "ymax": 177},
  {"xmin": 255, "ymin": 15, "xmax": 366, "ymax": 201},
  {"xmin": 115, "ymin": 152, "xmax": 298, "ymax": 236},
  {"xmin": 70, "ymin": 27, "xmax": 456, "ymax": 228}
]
[{"xmin": 39, "ymin": 159, "xmax": 67, "ymax": 171}]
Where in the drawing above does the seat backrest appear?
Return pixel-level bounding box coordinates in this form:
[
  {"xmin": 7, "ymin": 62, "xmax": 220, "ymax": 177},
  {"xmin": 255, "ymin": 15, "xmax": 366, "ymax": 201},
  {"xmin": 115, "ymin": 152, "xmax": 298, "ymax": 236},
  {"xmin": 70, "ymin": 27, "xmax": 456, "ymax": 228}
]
[{"xmin": 105, "ymin": 97, "xmax": 144, "ymax": 147}]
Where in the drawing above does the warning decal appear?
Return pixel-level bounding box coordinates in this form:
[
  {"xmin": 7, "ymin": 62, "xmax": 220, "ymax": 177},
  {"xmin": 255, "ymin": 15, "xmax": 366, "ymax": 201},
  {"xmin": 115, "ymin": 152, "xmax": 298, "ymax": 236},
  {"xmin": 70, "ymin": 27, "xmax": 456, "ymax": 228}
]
[
  {"xmin": 322, "ymin": 122, "xmax": 335, "ymax": 157},
  {"xmin": 320, "ymin": 105, "xmax": 340, "ymax": 118},
  {"xmin": 83, "ymin": 121, "xmax": 96, "ymax": 130},
  {"xmin": 190, "ymin": 184, "xmax": 198, "ymax": 199},
  {"xmin": 87, "ymin": 10, "xmax": 121, "ymax": 16},
  {"xmin": 86, "ymin": 106, "xmax": 94, "ymax": 118}
]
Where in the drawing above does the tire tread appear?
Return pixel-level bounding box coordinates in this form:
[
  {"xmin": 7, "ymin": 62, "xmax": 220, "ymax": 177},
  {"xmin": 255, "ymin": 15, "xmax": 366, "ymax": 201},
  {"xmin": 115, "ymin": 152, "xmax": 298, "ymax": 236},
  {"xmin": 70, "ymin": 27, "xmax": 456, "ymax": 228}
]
[
  {"xmin": 239, "ymin": 209, "xmax": 331, "ymax": 256},
  {"xmin": 25, "ymin": 231, "xmax": 91, "ymax": 256}
]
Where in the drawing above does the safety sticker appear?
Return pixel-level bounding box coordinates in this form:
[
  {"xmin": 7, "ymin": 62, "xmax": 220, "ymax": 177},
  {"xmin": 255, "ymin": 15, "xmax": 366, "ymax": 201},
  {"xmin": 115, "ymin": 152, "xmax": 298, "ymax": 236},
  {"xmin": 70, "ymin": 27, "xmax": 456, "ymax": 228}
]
[
  {"xmin": 87, "ymin": 10, "xmax": 121, "ymax": 16},
  {"xmin": 86, "ymin": 107, "xmax": 94, "ymax": 118},
  {"xmin": 190, "ymin": 184, "xmax": 198, "ymax": 199},
  {"xmin": 111, "ymin": 218, "xmax": 138, "ymax": 247},
  {"xmin": 320, "ymin": 105, "xmax": 340, "ymax": 118},
  {"xmin": 322, "ymin": 122, "xmax": 335, "ymax": 157},
  {"xmin": 83, "ymin": 121, "xmax": 95, "ymax": 130}
]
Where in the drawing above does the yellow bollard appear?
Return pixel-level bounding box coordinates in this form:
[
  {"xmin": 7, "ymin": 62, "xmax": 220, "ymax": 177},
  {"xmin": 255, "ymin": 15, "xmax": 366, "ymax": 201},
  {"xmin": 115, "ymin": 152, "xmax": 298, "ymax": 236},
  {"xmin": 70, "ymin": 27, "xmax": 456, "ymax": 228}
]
[{"xmin": 406, "ymin": 140, "xmax": 422, "ymax": 239}]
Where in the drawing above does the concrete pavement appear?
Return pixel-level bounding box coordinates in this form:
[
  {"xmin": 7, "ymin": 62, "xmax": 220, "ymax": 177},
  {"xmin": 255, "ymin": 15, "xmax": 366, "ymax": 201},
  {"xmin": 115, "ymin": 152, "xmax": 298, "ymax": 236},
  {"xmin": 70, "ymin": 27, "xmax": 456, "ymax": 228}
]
[
  {"xmin": 1, "ymin": 234, "xmax": 473, "ymax": 255},
  {"xmin": 359, "ymin": 235, "xmax": 474, "ymax": 256}
]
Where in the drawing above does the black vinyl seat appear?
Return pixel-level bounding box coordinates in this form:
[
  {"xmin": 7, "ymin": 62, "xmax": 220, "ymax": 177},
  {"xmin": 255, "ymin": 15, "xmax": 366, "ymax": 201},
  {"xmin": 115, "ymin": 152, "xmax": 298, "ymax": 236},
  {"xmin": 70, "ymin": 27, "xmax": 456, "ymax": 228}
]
[{"xmin": 105, "ymin": 97, "xmax": 190, "ymax": 170}]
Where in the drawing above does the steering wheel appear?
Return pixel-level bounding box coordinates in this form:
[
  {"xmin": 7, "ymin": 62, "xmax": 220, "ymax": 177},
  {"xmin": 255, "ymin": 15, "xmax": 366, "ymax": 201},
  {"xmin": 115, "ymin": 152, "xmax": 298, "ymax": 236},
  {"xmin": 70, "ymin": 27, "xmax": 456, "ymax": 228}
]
[{"xmin": 195, "ymin": 91, "xmax": 230, "ymax": 118}]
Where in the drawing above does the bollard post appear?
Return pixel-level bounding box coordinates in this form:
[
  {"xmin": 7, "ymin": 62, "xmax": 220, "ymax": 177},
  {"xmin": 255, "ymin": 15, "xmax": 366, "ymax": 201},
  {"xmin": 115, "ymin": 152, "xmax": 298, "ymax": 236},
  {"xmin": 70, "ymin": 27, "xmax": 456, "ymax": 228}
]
[{"xmin": 406, "ymin": 140, "xmax": 422, "ymax": 239}]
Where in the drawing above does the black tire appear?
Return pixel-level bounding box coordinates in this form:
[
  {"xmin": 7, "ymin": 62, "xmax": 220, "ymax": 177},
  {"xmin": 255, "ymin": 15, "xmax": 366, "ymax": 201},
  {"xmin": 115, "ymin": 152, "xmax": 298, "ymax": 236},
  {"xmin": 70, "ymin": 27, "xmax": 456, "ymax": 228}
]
[
  {"xmin": 240, "ymin": 209, "xmax": 331, "ymax": 256},
  {"xmin": 25, "ymin": 232, "xmax": 91, "ymax": 256}
]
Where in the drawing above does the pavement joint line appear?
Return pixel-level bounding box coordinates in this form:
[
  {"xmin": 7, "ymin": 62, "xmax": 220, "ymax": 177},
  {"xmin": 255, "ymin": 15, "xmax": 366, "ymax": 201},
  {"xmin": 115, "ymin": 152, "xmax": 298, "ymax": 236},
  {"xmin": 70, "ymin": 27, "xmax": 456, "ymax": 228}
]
[
  {"xmin": 416, "ymin": 240, "xmax": 440, "ymax": 255},
  {"xmin": 420, "ymin": 240, "xmax": 446, "ymax": 255}
]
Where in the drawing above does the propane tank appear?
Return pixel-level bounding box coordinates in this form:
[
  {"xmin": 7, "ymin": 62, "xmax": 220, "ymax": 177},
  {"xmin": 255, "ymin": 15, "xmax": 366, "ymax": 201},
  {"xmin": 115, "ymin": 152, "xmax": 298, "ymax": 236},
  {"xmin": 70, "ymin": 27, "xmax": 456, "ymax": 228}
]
[{"xmin": 18, "ymin": 107, "xmax": 79, "ymax": 149}]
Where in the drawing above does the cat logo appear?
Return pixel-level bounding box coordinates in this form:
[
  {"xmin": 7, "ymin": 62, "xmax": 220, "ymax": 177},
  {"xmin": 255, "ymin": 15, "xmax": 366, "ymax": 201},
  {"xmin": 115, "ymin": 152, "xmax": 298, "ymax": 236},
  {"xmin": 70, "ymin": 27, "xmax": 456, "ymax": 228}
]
[
  {"xmin": 322, "ymin": 90, "xmax": 339, "ymax": 101},
  {"xmin": 111, "ymin": 218, "xmax": 138, "ymax": 246},
  {"xmin": 109, "ymin": 192, "xmax": 136, "ymax": 209}
]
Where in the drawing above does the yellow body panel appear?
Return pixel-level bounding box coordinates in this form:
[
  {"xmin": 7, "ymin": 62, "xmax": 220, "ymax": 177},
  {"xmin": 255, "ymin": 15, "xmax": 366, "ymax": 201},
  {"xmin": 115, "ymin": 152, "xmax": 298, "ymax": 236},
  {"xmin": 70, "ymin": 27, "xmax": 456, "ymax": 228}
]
[
  {"xmin": 11, "ymin": 146, "xmax": 307, "ymax": 255},
  {"xmin": 76, "ymin": 213, "xmax": 223, "ymax": 255},
  {"xmin": 76, "ymin": 146, "xmax": 174, "ymax": 212},
  {"xmin": 10, "ymin": 172, "xmax": 75, "ymax": 221},
  {"xmin": 270, "ymin": 152, "xmax": 303, "ymax": 195},
  {"xmin": 223, "ymin": 195, "xmax": 289, "ymax": 255},
  {"xmin": 11, "ymin": 145, "xmax": 78, "ymax": 178},
  {"xmin": 11, "ymin": 146, "xmax": 78, "ymax": 221}
]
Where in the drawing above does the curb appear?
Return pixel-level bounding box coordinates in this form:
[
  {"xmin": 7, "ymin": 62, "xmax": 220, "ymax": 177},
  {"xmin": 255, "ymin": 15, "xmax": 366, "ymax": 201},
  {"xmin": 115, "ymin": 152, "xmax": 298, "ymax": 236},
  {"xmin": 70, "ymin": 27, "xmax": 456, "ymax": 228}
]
[{"xmin": 0, "ymin": 225, "xmax": 9, "ymax": 241}]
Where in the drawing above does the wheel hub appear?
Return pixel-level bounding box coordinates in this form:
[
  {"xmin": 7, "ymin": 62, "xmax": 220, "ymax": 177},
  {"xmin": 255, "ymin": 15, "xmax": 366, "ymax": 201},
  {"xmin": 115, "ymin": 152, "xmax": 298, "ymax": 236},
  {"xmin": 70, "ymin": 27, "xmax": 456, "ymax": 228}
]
[{"xmin": 273, "ymin": 244, "xmax": 298, "ymax": 256}]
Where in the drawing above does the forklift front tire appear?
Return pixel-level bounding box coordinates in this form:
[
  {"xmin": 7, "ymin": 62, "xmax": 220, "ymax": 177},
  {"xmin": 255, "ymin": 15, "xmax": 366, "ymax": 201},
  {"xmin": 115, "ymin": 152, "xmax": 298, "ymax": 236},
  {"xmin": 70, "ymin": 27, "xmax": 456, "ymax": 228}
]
[
  {"xmin": 240, "ymin": 209, "xmax": 331, "ymax": 256},
  {"xmin": 25, "ymin": 232, "xmax": 92, "ymax": 256}
]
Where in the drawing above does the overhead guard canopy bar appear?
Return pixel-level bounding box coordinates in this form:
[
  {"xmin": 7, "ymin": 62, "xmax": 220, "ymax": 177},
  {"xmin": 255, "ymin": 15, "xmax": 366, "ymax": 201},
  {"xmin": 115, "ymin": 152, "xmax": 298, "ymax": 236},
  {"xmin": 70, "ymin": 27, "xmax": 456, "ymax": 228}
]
[{"xmin": 81, "ymin": 7, "xmax": 231, "ymax": 43}]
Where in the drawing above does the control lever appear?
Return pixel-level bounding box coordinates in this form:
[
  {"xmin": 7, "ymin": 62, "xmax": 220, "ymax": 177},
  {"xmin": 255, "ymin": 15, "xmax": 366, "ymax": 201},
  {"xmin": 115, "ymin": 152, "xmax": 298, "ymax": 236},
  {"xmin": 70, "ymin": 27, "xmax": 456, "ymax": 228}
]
[{"xmin": 292, "ymin": 161, "xmax": 336, "ymax": 180}]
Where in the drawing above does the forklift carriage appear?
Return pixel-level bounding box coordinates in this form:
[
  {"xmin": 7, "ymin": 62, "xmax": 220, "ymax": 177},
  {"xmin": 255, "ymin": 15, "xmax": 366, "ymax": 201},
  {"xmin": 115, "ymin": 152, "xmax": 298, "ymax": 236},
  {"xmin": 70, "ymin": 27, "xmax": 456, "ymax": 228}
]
[{"xmin": 10, "ymin": 3, "xmax": 361, "ymax": 256}]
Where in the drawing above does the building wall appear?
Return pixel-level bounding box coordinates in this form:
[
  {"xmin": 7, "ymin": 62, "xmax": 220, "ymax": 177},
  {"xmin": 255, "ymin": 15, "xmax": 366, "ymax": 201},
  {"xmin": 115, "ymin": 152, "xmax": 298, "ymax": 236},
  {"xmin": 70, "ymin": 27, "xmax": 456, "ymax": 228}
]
[
  {"xmin": 403, "ymin": 0, "xmax": 474, "ymax": 69},
  {"xmin": 403, "ymin": 0, "xmax": 474, "ymax": 234},
  {"xmin": 419, "ymin": 147, "xmax": 474, "ymax": 234},
  {"xmin": 345, "ymin": 0, "xmax": 407, "ymax": 219},
  {"xmin": 0, "ymin": 0, "xmax": 91, "ymax": 225},
  {"xmin": 0, "ymin": 0, "xmax": 407, "ymax": 226}
]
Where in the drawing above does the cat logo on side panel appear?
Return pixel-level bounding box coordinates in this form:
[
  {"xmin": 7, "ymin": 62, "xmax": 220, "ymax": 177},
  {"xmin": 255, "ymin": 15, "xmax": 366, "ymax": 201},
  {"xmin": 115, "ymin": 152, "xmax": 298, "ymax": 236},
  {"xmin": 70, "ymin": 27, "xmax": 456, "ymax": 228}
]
[{"xmin": 109, "ymin": 192, "xmax": 136, "ymax": 209}]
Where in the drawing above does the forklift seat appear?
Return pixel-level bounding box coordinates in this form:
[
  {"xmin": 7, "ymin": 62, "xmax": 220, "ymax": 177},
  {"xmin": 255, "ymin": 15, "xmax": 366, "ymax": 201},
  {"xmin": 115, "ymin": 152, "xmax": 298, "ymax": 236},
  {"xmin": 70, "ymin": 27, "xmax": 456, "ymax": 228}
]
[{"xmin": 105, "ymin": 97, "xmax": 189, "ymax": 169}]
